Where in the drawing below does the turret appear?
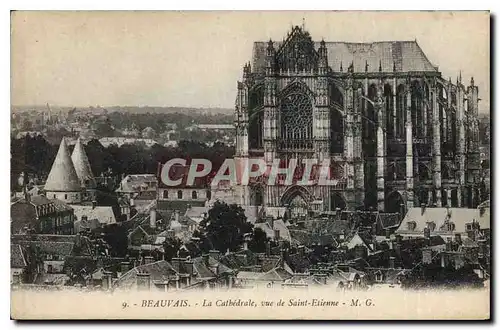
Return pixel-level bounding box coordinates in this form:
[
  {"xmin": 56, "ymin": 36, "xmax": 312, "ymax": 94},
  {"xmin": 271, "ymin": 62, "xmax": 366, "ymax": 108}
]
[
  {"xmin": 44, "ymin": 137, "xmax": 82, "ymax": 204},
  {"xmin": 265, "ymin": 39, "xmax": 276, "ymax": 76},
  {"xmin": 318, "ymin": 39, "xmax": 328, "ymax": 75}
]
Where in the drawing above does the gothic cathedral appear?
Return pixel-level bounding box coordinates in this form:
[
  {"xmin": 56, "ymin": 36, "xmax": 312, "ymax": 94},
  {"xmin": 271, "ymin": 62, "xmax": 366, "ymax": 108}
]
[{"xmin": 233, "ymin": 25, "xmax": 481, "ymax": 215}]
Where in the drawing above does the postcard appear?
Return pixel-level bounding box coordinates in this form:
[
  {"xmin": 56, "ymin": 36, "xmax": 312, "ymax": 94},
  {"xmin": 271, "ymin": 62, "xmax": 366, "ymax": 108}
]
[{"xmin": 10, "ymin": 10, "xmax": 490, "ymax": 320}]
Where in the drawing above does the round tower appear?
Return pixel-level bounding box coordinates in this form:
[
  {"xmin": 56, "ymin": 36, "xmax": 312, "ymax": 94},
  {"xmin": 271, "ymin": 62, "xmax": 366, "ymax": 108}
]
[
  {"xmin": 44, "ymin": 137, "xmax": 82, "ymax": 204},
  {"xmin": 71, "ymin": 137, "xmax": 97, "ymax": 201}
]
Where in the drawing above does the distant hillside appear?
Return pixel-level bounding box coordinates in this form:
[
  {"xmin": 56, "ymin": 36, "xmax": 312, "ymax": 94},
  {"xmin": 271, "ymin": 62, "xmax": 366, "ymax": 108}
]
[{"xmin": 11, "ymin": 105, "xmax": 233, "ymax": 114}]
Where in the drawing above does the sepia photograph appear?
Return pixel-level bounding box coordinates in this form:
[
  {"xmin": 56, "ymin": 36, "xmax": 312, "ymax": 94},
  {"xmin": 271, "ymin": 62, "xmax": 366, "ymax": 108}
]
[{"xmin": 9, "ymin": 10, "xmax": 490, "ymax": 320}]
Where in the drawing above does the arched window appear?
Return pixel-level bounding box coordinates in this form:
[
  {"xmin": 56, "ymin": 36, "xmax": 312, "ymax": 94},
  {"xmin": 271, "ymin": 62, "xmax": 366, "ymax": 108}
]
[
  {"xmin": 396, "ymin": 84, "xmax": 406, "ymax": 138},
  {"xmin": 330, "ymin": 84, "xmax": 344, "ymax": 154},
  {"xmin": 248, "ymin": 85, "xmax": 264, "ymax": 149},
  {"xmin": 280, "ymin": 83, "xmax": 313, "ymax": 149},
  {"xmin": 364, "ymin": 84, "xmax": 377, "ymax": 140},
  {"xmin": 192, "ymin": 191, "xmax": 198, "ymax": 199},
  {"xmin": 384, "ymin": 83, "xmax": 394, "ymax": 138},
  {"xmin": 177, "ymin": 190, "xmax": 183, "ymax": 199}
]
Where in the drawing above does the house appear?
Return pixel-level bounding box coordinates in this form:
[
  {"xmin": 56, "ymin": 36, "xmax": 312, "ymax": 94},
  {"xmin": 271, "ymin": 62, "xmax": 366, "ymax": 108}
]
[
  {"xmin": 11, "ymin": 244, "xmax": 28, "ymax": 284},
  {"xmin": 254, "ymin": 218, "xmax": 291, "ymax": 242},
  {"xmin": 99, "ymin": 137, "xmax": 159, "ymax": 148},
  {"xmin": 115, "ymin": 174, "xmax": 158, "ymax": 199},
  {"xmin": 396, "ymin": 206, "xmax": 490, "ymax": 240},
  {"xmin": 72, "ymin": 204, "xmax": 117, "ymax": 230},
  {"xmin": 112, "ymin": 256, "xmax": 234, "ymax": 292},
  {"xmin": 11, "ymin": 195, "xmax": 75, "ymax": 235},
  {"xmin": 157, "ymin": 164, "xmax": 211, "ymax": 204}
]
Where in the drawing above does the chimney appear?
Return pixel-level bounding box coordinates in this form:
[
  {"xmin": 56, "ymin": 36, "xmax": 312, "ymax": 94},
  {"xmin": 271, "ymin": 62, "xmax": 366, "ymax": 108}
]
[
  {"xmin": 354, "ymin": 245, "xmax": 367, "ymax": 259},
  {"xmin": 421, "ymin": 203, "xmax": 426, "ymax": 215},
  {"xmin": 130, "ymin": 198, "xmax": 135, "ymax": 207},
  {"xmin": 203, "ymin": 254, "xmax": 210, "ymax": 267},
  {"xmin": 209, "ymin": 250, "xmax": 221, "ymax": 261},
  {"xmin": 175, "ymin": 210, "xmax": 180, "ymax": 222},
  {"xmin": 102, "ymin": 271, "xmax": 113, "ymax": 291},
  {"xmin": 150, "ymin": 208, "xmax": 157, "ymax": 229},
  {"xmin": 274, "ymin": 229, "xmax": 280, "ymax": 241},
  {"xmin": 280, "ymin": 248, "xmax": 288, "ymax": 267},
  {"xmin": 171, "ymin": 258, "xmax": 182, "ymax": 272},
  {"xmin": 423, "ymin": 227, "xmax": 431, "ymax": 239},
  {"xmin": 422, "ymin": 249, "xmax": 432, "ymax": 264},
  {"xmin": 371, "ymin": 222, "xmax": 377, "ymax": 237},
  {"xmin": 467, "ymin": 228, "xmax": 476, "ymax": 241},
  {"xmin": 144, "ymin": 256, "xmax": 154, "ymax": 265},
  {"xmin": 92, "ymin": 200, "xmax": 97, "ymax": 209},
  {"xmin": 445, "ymin": 237, "xmax": 452, "ymax": 251},
  {"xmin": 298, "ymin": 245, "xmax": 305, "ymax": 258},
  {"xmin": 184, "ymin": 260, "xmax": 194, "ymax": 276},
  {"xmin": 389, "ymin": 256, "xmax": 395, "ymax": 269},
  {"xmin": 120, "ymin": 261, "xmax": 131, "ymax": 274},
  {"xmin": 136, "ymin": 272, "xmax": 151, "ymax": 291}
]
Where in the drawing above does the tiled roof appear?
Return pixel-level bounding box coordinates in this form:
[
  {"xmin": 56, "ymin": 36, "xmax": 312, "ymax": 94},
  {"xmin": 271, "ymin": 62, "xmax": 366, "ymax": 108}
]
[
  {"xmin": 185, "ymin": 206, "xmax": 208, "ymax": 219},
  {"xmin": 72, "ymin": 205, "xmax": 116, "ymax": 225},
  {"xmin": 30, "ymin": 195, "xmax": 53, "ymax": 206},
  {"xmin": 11, "ymin": 244, "xmax": 27, "ymax": 268},
  {"xmin": 50, "ymin": 198, "xmax": 74, "ymax": 212},
  {"xmin": 254, "ymin": 219, "xmax": 291, "ymax": 242},
  {"xmin": 252, "ymin": 40, "xmax": 437, "ymax": 75},
  {"xmin": 378, "ymin": 213, "xmax": 401, "ymax": 229},
  {"xmin": 396, "ymin": 207, "xmax": 490, "ymax": 235},
  {"xmin": 15, "ymin": 240, "xmax": 75, "ymax": 257},
  {"xmin": 115, "ymin": 174, "xmax": 157, "ymax": 193},
  {"xmin": 44, "ymin": 138, "xmax": 82, "ymax": 192},
  {"xmin": 113, "ymin": 260, "xmax": 178, "ymax": 290}
]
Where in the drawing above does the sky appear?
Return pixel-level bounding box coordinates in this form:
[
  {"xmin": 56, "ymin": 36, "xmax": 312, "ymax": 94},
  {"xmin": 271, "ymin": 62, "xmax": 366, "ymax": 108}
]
[{"xmin": 11, "ymin": 11, "xmax": 490, "ymax": 112}]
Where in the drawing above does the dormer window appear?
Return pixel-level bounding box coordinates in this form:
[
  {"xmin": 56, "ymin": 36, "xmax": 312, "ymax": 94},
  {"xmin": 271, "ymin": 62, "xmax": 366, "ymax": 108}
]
[
  {"xmin": 426, "ymin": 221, "xmax": 436, "ymax": 232},
  {"xmin": 407, "ymin": 221, "xmax": 417, "ymax": 231},
  {"xmin": 441, "ymin": 221, "xmax": 455, "ymax": 232}
]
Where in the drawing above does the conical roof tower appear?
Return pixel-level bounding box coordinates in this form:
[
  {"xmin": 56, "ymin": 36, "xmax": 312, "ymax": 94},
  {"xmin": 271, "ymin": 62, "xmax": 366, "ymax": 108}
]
[
  {"xmin": 44, "ymin": 137, "xmax": 82, "ymax": 193},
  {"xmin": 71, "ymin": 138, "xmax": 96, "ymax": 189}
]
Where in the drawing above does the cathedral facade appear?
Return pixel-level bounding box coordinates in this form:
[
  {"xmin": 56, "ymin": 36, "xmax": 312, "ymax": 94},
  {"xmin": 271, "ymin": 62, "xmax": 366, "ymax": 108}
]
[{"xmin": 233, "ymin": 25, "xmax": 481, "ymax": 214}]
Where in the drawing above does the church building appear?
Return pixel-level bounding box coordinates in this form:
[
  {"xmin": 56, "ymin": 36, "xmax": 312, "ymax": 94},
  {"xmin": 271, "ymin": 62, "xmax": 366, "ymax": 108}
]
[{"xmin": 232, "ymin": 25, "xmax": 482, "ymax": 215}]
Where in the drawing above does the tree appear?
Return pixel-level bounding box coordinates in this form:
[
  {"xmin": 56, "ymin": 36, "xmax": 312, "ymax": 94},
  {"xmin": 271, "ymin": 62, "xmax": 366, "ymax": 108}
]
[
  {"xmin": 248, "ymin": 227, "xmax": 268, "ymax": 253},
  {"xmin": 141, "ymin": 126, "xmax": 157, "ymax": 139},
  {"xmin": 197, "ymin": 201, "xmax": 253, "ymax": 253}
]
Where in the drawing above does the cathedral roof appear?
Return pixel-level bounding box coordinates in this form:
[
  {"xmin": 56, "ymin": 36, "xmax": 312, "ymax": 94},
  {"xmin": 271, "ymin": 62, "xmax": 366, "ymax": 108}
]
[
  {"xmin": 44, "ymin": 138, "xmax": 82, "ymax": 192},
  {"xmin": 252, "ymin": 40, "xmax": 437, "ymax": 74},
  {"xmin": 71, "ymin": 138, "xmax": 96, "ymax": 189}
]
